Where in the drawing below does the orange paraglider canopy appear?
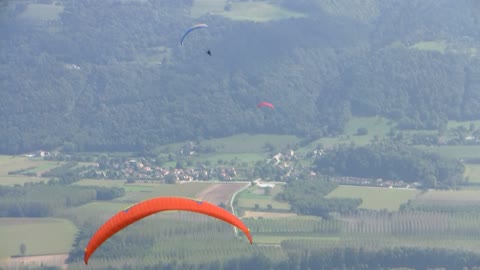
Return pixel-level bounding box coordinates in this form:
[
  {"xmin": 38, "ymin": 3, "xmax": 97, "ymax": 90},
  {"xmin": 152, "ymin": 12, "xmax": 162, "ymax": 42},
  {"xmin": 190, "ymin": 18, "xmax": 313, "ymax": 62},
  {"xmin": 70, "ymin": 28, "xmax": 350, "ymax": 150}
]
[{"xmin": 83, "ymin": 197, "xmax": 253, "ymax": 264}]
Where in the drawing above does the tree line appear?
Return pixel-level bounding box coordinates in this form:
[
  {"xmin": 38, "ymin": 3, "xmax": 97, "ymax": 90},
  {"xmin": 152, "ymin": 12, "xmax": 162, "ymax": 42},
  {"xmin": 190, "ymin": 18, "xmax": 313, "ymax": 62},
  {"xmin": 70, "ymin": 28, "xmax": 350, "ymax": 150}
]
[
  {"xmin": 276, "ymin": 177, "xmax": 361, "ymax": 218},
  {"xmin": 0, "ymin": 183, "xmax": 124, "ymax": 217}
]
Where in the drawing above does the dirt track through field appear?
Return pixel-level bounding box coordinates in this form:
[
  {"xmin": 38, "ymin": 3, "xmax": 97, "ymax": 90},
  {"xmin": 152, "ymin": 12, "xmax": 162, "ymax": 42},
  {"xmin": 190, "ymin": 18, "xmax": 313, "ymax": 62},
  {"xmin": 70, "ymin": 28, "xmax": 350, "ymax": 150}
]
[{"xmin": 195, "ymin": 182, "xmax": 249, "ymax": 206}]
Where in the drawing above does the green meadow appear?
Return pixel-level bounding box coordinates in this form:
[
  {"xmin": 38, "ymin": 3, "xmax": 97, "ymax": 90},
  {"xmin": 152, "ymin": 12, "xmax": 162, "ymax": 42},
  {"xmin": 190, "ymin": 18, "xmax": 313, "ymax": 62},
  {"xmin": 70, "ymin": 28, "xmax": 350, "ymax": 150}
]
[
  {"xmin": 413, "ymin": 189, "xmax": 480, "ymax": 205},
  {"xmin": 464, "ymin": 164, "xmax": 480, "ymax": 184},
  {"xmin": 236, "ymin": 184, "xmax": 290, "ymax": 211},
  {"xmin": 416, "ymin": 145, "xmax": 480, "ymax": 160},
  {"xmin": 219, "ymin": 1, "xmax": 306, "ymax": 22},
  {"xmin": 191, "ymin": 0, "xmax": 306, "ymax": 22},
  {"xmin": 0, "ymin": 218, "xmax": 76, "ymax": 257},
  {"xmin": 0, "ymin": 156, "xmax": 64, "ymax": 186},
  {"xmin": 326, "ymin": 185, "xmax": 418, "ymax": 211},
  {"xmin": 0, "ymin": 156, "xmax": 62, "ymax": 175},
  {"xmin": 304, "ymin": 116, "xmax": 394, "ymax": 149},
  {"xmin": 19, "ymin": 3, "xmax": 64, "ymax": 21},
  {"xmin": 73, "ymin": 180, "xmax": 214, "ymax": 202},
  {"xmin": 58, "ymin": 201, "xmax": 133, "ymax": 225},
  {"xmin": 447, "ymin": 120, "xmax": 480, "ymax": 129},
  {"xmin": 253, "ymin": 234, "xmax": 340, "ymax": 245},
  {"xmin": 409, "ymin": 40, "xmax": 447, "ymax": 53},
  {"xmin": 190, "ymin": 0, "xmax": 226, "ymax": 18}
]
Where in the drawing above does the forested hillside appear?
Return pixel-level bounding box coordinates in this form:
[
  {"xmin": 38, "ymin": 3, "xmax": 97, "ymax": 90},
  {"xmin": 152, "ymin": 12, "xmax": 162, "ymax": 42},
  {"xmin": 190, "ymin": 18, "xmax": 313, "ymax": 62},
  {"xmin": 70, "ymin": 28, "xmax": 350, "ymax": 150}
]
[{"xmin": 1, "ymin": 0, "xmax": 480, "ymax": 154}]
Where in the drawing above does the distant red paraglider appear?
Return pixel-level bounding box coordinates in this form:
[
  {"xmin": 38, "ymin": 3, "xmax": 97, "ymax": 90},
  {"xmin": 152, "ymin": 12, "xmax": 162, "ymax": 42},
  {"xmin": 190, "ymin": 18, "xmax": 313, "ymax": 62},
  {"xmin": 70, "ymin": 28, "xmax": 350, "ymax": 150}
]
[{"xmin": 256, "ymin": 102, "xmax": 274, "ymax": 109}]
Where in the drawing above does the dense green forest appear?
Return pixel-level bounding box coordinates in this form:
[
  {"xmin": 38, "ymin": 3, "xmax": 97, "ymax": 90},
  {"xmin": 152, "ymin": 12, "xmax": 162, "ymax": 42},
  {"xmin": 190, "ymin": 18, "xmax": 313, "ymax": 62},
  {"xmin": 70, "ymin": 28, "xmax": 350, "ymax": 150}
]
[
  {"xmin": 2, "ymin": 0, "xmax": 480, "ymax": 154},
  {"xmin": 314, "ymin": 141, "xmax": 465, "ymax": 188},
  {"xmin": 276, "ymin": 177, "xmax": 361, "ymax": 217}
]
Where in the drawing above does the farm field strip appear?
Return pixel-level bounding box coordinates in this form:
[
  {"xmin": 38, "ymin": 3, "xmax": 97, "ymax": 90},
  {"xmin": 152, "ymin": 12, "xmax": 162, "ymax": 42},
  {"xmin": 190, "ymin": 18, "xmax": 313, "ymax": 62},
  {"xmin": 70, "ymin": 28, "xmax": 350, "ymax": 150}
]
[
  {"xmin": 237, "ymin": 185, "xmax": 290, "ymax": 211},
  {"xmin": 464, "ymin": 164, "xmax": 480, "ymax": 183},
  {"xmin": 0, "ymin": 156, "xmax": 67, "ymax": 186},
  {"xmin": 0, "ymin": 218, "xmax": 77, "ymax": 258},
  {"xmin": 414, "ymin": 189, "xmax": 480, "ymax": 204},
  {"xmin": 326, "ymin": 185, "xmax": 418, "ymax": 211}
]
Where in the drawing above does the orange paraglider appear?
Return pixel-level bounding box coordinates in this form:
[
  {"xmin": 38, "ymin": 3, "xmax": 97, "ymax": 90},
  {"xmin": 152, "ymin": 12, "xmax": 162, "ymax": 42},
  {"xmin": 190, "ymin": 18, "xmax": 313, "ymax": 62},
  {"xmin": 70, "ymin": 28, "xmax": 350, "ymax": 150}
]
[{"xmin": 83, "ymin": 197, "xmax": 253, "ymax": 264}]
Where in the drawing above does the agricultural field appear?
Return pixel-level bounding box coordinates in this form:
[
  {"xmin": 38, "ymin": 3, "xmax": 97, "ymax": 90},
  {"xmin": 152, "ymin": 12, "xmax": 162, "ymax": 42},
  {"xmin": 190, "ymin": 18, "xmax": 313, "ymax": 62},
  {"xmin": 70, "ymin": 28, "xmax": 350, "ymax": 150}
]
[
  {"xmin": 74, "ymin": 179, "xmax": 226, "ymax": 203},
  {"xmin": 409, "ymin": 40, "xmax": 448, "ymax": 53},
  {"xmin": 464, "ymin": 164, "xmax": 480, "ymax": 184},
  {"xmin": 303, "ymin": 116, "xmax": 480, "ymax": 151},
  {"xmin": 219, "ymin": 1, "xmax": 306, "ymax": 22},
  {"xmin": 447, "ymin": 119, "xmax": 480, "ymax": 130},
  {"xmin": 413, "ymin": 189, "xmax": 480, "ymax": 205},
  {"xmin": 74, "ymin": 179, "xmax": 210, "ymax": 194},
  {"xmin": 326, "ymin": 185, "xmax": 418, "ymax": 211},
  {"xmin": 190, "ymin": 0, "xmax": 226, "ymax": 18},
  {"xmin": 58, "ymin": 200, "xmax": 133, "ymax": 225},
  {"xmin": 255, "ymin": 234, "xmax": 340, "ymax": 245},
  {"xmin": 195, "ymin": 182, "xmax": 249, "ymax": 205},
  {"xmin": 283, "ymin": 235, "xmax": 480, "ymax": 254},
  {"xmin": 236, "ymin": 184, "xmax": 290, "ymax": 212},
  {"xmin": 0, "ymin": 218, "xmax": 77, "ymax": 258},
  {"xmin": 0, "ymin": 155, "xmax": 64, "ymax": 186},
  {"xmin": 337, "ymin": 210, "xmax": 480, "ymax": 253},
  {"xmin": 19, "ymin": 3, "xmax": 64, "ymax": 21},
  {"xmin": 304, "ymin": 116, "xmax": 394, "ymax": 149},
  {"xmin": 416, "ymin": 145, "xmax": 480, "ymax": 160},
  {"xmin": 244, "ymin": 209, "xmax": 480, "ymax": 249},
  {"xmin": 190, "ymin": 0, "xmax": 306, "ymax": 22}
]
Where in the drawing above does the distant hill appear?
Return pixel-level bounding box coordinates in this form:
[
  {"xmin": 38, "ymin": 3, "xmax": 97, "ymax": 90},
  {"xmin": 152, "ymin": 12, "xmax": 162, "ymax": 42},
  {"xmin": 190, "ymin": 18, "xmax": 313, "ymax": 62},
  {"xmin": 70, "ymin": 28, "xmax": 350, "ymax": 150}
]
[{"xmin": 1, "ymin": 0, "xmax": 480, "ymax": 154}]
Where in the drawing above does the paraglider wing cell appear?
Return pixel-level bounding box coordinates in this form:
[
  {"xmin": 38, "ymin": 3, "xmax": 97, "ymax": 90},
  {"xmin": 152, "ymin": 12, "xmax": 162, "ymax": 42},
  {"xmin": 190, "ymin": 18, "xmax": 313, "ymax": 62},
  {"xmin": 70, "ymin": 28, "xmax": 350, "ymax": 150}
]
[
  {"xmin": 83, "ymin": 197, "xmax": 253, "ymax": 264},
  {"xmin": 180, "ymin": 24, "xmax": 208, "ymax": 46},
  {"xmin": 257, "ymin": 102, "xmax": 274, "ymax": 109}
]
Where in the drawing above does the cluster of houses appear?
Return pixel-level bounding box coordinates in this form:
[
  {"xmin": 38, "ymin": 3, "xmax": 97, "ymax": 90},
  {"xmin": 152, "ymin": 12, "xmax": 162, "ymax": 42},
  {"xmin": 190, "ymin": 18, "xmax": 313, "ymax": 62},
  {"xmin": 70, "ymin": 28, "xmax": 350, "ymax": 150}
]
[
  {"xmin": 88, "ymin": 158, "xmax": 239, "ymax": 183},
  {"xmin": 24, "ymin": 150, "xmax": 51, "ymax": 158}
]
